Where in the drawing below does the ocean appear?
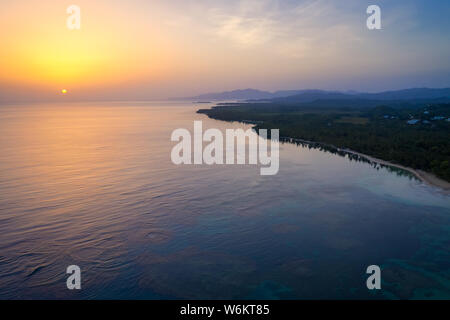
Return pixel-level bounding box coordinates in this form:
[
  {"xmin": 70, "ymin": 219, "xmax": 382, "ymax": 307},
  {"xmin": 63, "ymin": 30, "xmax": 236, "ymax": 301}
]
[{"xmin": 0, "ymin": 101, "xmax": 449, "ymax": 299}]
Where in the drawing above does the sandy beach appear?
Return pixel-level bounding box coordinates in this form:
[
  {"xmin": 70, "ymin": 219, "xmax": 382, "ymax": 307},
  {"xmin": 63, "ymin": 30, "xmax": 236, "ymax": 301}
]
[
  {"xmin": 283, "ymin": 136, "xmax": 450, "ymax": 194},
  {"xmin": 340, "ymin": 149, "xmax": 450, "ymax": 193}
]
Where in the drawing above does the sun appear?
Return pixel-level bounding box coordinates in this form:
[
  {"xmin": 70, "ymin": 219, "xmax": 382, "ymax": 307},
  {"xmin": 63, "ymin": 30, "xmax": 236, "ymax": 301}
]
[{"xmin": 61, "ymin": 89, "xmax": 68, "ymax": 94}]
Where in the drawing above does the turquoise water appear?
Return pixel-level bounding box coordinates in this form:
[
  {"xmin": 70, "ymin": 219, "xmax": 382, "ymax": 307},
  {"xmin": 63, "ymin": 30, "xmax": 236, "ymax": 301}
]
[{"xmin": 0, "ymin": 102, "xmax": 449, "ymax": 299}]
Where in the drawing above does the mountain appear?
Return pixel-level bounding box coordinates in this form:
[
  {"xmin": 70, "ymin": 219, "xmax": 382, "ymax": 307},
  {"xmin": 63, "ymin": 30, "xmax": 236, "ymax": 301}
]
[
  {"xmin": 271, "ymin": 91, "xmax": 359, "ymax": 103},
  {"xmin": 268, "ymin": 88, "xmax": 450, "ymax": 104},
  {"xmin": 358, "ymin": 88, "xmax": 450, "ymax": 100},
  {"xmin": 174, "ymin": 89, "xmax": 273, "ymax": 101},
  {"xmin": 176, "ymin": 87, "xmax": 450, "ymax": 103},
  {"xmin": 174, "ymin": 89, "xmax": 333, "ymax": 101}
]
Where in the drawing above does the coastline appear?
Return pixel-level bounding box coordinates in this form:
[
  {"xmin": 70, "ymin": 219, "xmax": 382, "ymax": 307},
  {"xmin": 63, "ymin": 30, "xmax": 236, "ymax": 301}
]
[
  {"xmin": 341, "ymin": 150, "xmax": 450, "ymax": 193},
  {"xmin": 282, "ymin": 136, "xmax": 450, "ymax": 194},
  {"xmin": 198, "ymin": 109, "xmax": 450, "ymax": 194}
]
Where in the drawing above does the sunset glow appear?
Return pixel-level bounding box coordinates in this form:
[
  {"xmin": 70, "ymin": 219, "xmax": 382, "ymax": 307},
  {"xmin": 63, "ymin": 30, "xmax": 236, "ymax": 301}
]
[
  {"xmin": 0, "ymin": 0, "xmax": 450, "ymax": 303},
  {"xmin": 1, "ymin": 0, "xmax": 449, "ymax": 102}
]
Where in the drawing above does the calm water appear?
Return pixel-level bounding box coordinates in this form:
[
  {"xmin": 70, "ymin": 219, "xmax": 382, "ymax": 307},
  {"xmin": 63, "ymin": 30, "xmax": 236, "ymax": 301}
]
[{"xmin": 0, "ymin": 102, "xmax": 449, "ymax": 300}]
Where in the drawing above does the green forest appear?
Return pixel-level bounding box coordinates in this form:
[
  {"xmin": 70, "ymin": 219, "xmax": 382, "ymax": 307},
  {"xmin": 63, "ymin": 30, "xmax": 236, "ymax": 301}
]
[{"xmin": 198, "ymin": 103, "xmax": 450, "ymax": 182}]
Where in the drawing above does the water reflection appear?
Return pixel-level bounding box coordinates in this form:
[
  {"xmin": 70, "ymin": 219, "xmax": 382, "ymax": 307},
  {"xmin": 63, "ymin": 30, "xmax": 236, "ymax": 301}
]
[
  {"xmin": 279, "ymin": 137, "xmax": 418, "ymax": 181},
  {"xmin": 0, "ymin": 102, "xmax": 448, "ymax": 300}
]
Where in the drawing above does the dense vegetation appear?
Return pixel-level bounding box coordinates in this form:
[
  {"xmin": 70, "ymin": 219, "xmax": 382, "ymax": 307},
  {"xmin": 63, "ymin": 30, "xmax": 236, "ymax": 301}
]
[{"xmin": 198, "ymin": 103, "xmax": 450, "ymax": 182}]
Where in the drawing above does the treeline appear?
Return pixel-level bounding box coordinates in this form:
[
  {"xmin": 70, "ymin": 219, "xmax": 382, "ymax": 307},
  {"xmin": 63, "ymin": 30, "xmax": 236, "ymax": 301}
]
[{"xmin": 198, "ymin": 103, "xmax": 450, "ymax": 182}]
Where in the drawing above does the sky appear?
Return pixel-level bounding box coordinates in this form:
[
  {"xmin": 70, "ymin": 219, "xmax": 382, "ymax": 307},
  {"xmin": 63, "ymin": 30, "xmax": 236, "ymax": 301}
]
[{"xmin": 1, "ymin": 0, "xmax": 450, "ymax": 102}]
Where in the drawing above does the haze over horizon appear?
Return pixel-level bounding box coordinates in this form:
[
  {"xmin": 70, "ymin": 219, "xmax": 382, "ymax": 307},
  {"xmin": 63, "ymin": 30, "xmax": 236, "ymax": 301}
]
[{"xmin": 1, "ymin": 0, "xmax": 450, "ymax": 102}]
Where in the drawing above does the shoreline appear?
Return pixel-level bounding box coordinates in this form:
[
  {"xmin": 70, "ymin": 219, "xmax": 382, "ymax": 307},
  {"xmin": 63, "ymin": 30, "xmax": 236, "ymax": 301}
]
[
  {"xmin": 341, "ymin": 149, "xmax": 450, "ymax": 193},
  {"xmin": 199, "ymin": 110, "xmax": 450, "ymax": 194},
  {"xmin": 281, "ymin": 136, "xmax": 450, "ymax": 194}
]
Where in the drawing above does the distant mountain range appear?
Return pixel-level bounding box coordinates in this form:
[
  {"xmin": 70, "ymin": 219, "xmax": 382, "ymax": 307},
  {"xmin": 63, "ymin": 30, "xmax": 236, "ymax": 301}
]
[
  {"xmin": 175, "ymin": 87, "xmax": 450, "ymax": 103},
  {"xmin": 173, "ymin": 89, "xmax": 327, "ymax": 101},
  {"xmin": 272, "ymin": 88, "xmax": 450, "ymax": 104}
]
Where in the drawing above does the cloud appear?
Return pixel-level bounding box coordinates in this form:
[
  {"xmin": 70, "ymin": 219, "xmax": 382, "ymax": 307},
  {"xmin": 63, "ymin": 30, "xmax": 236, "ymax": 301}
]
[
  {"xmin": 210, "ymin": 13, "xmax": 278, "ymax": 46},
  {"xmin": 202, "ymin": 0, "xmax": 361, "ymax": 56},
  {"xmin": 204, "ymin": 0, "xmax": 280, "ymax": 46}
]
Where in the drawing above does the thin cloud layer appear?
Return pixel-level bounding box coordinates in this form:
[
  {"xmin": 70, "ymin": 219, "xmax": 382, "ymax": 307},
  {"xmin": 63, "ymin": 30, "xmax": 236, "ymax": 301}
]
[{"xmin": 0, "ymin": 0, "xmax": 449, "ymax": 102}]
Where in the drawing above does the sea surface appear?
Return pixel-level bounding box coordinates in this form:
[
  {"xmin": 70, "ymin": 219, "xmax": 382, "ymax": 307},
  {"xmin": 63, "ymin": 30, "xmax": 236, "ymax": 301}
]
[{"xmin": 0, "ymin": 101, "xmax": 449, "ymax": 299}]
